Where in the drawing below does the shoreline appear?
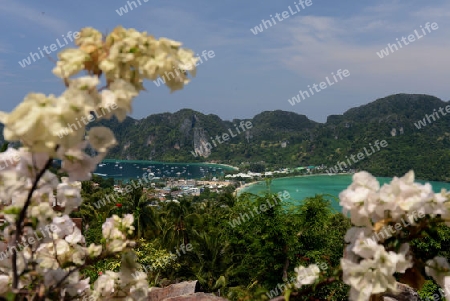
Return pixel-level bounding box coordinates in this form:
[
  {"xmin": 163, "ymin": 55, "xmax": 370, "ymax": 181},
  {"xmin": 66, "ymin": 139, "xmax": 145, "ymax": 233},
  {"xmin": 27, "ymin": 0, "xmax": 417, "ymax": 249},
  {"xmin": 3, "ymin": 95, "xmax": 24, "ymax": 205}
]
[
  {"xmin": 234, "ymin": 172, "xmax": 357, "ymax": 196},
  {"xmin": 234, "ymin": 182, "xmax": 257, "ymax": 196},
  {"xmin": 101, "ymin": 159, "xmax": 239, "ymax": 171},
  {"xmin": 203, "ymin": 162, "xmax": 239, "ymax": 171},
  {"xmin": 234, "ymin": 172, "xmax": 450, "ymax": 197}
]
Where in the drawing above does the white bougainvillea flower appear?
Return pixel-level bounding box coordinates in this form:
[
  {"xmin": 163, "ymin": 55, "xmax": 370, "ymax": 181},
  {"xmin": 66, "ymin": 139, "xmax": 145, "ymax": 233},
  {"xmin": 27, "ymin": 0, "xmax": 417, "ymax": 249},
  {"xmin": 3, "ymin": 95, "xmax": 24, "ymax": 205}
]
[
  {"xmin": 108, "ymin": 79, "xmax": 139, "ymax": 122},
  {"xmin": 422, "ymin": 189, "xmax": 449, "ymax": 217},
  {"xmin": 87, "ymin": 243, "xmax": 102, "ymax": 257},
  {"xmin": 1, "ymin": 93, "xmax": 61, "ymax": 153},
  {"xmin": 339, "ymin": 171, "xmax": 380, "ymax": 227},
  {"xmin": 37, "ymin": 171, "xmax": 59, "ymax": 191},
  {"xmin": 352, "ymin": 235, "xmax": 382, "ymax": 259},
  {"xmin": 87, "ymin": 127, "xmax": 117, "ymax": 153},
  {"xmin": 342, "ymin": 257, "xmax": 396, "ymax": 301},
  {"xmin": 52, "ymin": 49, "xmax": 89, "ymax": 78},
  {"xmin": 57, "ymin": 177, "xmax": 82, "ymax": 214},
  {"xmin": 75, "ymin": 27, "xmax": 103, "ymax": 47},
  {"xmin": 0, "ymin": 170, "xmax": 27, "ymax": 206},
  {"xmin": 122, "ymin": 214, "xmax": 134, "ymax": 232},
  {"xmin": 36, "ymin": 244, "xmax": 60, "ymax": 269},
  {"xmin": 16, "ymin": 148, "xmax": 50, "ymax": 178},
  {"xmin": 99, "ymin": 90, "xmax": 118, "ymax": 119},
  {"xmin": 66, "ymin": 276, "xmax": 90, "ymax": 297},
  {"xmin": 379, "ymin": 171, "xmax": 434, "ymax": 220},
  {"xmin": 102, "ymin": 214, "xmax": 135, "ymax": 253},
  {"xmin": 0, "ymin": 275, "xmax": 10, "ymax": 295},
  {"xmin": 394, "ymin": 243, "xmax": 413, "ymax": 273},
  {"xmin": 0, "ymin": 148, "xmax": 21, "ymax": 173},
  {"xmin": 426, "ymin": 256, "xmax": 450, "ymax": 288},
  {"xmin": 65, "ymin": 227, "xmax": 84, "ymax": 245},
  {"xmin": 294, "ymin": 264, "xmax": 320, "ymax": 288},
  {"xmin": 342, "ymin": 243, "xmax": 413, "ymax": 301},
  {"xmin": 70, "ymin": 244, "xmax": 88, "ymax": 265},
  {"xmin": 43, "ymin": 269, "xmax": 66, "ymax": 288},
  {"xmin": 93, "ymin": 271, "xmax": 118, "ymax": 297},
  {"xmin": 0, "ymin": 26, "xmax": 202, "ymax": 299},
  {"xmin": 68, "ymin": 75, "xmax": 100, "ymax": 91},
  {"xmin": 102, "ymin": 216, "xmax": 125, "ymax": 240},
  {"xmin": 59, "ymin": 148, "xmax": 102, "ymax": 182},
  {"xmin": 29, "ymin": 202, "xmax": 57, "ymax": 228},
  {"xmin": 351, "ymin": 171, "xmax": 380, "ymax": 191},
  {"xmin": 51, "ymin": 215, "xmax": 77, "ymax": 238}
]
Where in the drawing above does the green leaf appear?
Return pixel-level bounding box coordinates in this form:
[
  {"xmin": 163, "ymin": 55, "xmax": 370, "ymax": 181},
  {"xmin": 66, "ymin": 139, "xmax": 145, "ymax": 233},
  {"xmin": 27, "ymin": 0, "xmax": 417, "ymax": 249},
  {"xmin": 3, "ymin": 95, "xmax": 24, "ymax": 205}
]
[
  {"xmin": 0, "ymin": 143, "xmax": 8, "ymax": 153},
  {"xmin": 5, "ymin": 292, "xmax": 16, "ymax": 301}
]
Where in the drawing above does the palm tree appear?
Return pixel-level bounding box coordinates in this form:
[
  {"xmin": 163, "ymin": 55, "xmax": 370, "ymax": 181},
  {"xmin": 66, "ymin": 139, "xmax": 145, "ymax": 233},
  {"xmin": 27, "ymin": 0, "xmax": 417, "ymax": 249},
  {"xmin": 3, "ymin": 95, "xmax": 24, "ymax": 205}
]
[
  {"xmin": 264, "ymin": 177, "xmax": 272, "ymax": 194},
  {"xmin": 187, "ymin": 229, "xmax": 232, "ymax": 292},
  {"xmin": 117, "ymin": 186, "xmax": 155, "ymax": 239},
  {"xmin": 161, "ymin": 198, "xmax": 193, "ymax": 247}
]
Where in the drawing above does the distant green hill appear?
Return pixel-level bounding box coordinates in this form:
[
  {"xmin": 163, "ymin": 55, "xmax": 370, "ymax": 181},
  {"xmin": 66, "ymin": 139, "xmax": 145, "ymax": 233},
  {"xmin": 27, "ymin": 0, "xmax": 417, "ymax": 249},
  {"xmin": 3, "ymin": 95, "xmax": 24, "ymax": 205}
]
[{"xmin": 1, "ymin": 93, "xmax": 450, "ymax": 181}]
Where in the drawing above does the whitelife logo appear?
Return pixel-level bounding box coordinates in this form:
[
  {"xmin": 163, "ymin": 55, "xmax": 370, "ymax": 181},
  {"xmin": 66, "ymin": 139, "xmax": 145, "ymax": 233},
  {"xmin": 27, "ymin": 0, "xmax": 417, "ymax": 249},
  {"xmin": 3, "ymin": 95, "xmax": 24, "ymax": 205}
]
[
  {"xmin": 325, "ymin": 140, "xmax": 388, "ymax": 175},
  {"xmin": 376, "ymin": 22, "xmax": 439, "ymax": 59},
  {"xmin": 18, "ymin": 31, "xmax": 80, "ymax": 68},
  {"xmin": 0, "ymin": 225, "xmax": 60, "ymax": 261},
  {"xmin": 153, "ymin": 50, "xmax": 215, "ymax": 88},
  {"xmin": 190, "ymin": 121, "xmax": 252, "ymax": 157},
  {"xmin": 56, "ymin": 103, "xmax": 118, "ymax": 139},
  {"xmin": 115, "ymin": 0, "xmax": 149, "ymax": 16},
  {"xmin": 288, "ymin": 69, "xmax": 350, "ymax": 106},
  {"xmin": 250, "ymin": 0, "xmax": 313, "ymax": 35},
  {"xmin": 414, "ymin": 105, "xmax": 450, "ymax": 130}
]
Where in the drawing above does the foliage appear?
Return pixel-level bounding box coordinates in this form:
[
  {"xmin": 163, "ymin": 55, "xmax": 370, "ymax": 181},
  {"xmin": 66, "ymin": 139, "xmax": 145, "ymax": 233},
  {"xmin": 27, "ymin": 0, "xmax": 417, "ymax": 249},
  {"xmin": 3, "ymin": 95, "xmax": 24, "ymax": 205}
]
[
  {"xmin": 56, "ymin": 94, "xmax": 450, "ymax": 182},
  {"xmin": 417, "ymin": 280, "xmax": 444, "ymax": 300},
  {"xmin": 0, "ymin": 25, "xmax": 198, "ymax": 300}
]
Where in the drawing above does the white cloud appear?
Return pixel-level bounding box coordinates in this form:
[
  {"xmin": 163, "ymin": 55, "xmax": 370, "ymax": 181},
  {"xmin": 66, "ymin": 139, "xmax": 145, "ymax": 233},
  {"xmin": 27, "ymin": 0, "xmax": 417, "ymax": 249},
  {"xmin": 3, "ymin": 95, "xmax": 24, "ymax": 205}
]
[{"xmin": 257, "ymin": 3, "xmax": 450, "ymax": 97}]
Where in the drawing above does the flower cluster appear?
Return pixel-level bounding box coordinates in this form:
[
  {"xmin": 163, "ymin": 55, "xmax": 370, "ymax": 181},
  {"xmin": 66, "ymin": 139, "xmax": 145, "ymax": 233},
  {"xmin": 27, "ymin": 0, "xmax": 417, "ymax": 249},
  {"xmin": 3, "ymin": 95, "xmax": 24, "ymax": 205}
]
[
  {"xmin": 54, "ymin": 26, "xmax": 198, "ymax": 94},
  {"xmin": 294, "ymin": 264, "xmax": 321, "ymax": 288},
  {"xmin": 0, "ymin": 26, "xmax": 197, "ymax": 300},
  {"xmin": 102, "ymin": 214, "xmax": 135, "ymax": 253},
  {"xmin": 339, "ymin": 171, "xmax": 450, "ymax": 301}
]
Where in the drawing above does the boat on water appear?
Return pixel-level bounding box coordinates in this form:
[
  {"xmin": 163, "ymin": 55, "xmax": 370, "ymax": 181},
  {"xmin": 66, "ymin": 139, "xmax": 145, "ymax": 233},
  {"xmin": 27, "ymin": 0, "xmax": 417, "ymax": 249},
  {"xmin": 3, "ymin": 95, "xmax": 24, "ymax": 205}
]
[{"xmin": 94, "ymin": 173, "xmax": 107, "ymax": 176}]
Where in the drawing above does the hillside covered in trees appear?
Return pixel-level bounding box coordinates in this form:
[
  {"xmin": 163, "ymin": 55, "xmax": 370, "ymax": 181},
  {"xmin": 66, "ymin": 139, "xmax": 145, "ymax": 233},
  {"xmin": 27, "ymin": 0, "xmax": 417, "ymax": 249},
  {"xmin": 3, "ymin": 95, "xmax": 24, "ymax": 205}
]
[{"xmin": 2, "ymin": 93, "xmax": 450, "ymax": 181}]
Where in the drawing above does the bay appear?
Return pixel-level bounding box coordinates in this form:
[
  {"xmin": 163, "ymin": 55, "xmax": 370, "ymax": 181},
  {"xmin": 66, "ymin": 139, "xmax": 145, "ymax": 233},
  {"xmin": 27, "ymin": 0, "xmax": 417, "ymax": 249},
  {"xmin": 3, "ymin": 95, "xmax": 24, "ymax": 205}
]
[
  {"xmin": 239, "ymin": 174, "xmax": 450, "ymax": 211},
  {"xmin": 93, "ymin": 159, "xmax": 237, "ymax": 182}
]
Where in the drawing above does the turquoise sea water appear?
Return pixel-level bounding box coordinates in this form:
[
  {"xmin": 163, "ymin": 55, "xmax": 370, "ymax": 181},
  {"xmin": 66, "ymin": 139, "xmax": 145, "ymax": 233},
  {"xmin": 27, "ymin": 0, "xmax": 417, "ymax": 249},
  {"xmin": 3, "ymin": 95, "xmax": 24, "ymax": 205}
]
[{"xmin": 239, "ymin": 174, "xmax": 450, "ymax": 211}]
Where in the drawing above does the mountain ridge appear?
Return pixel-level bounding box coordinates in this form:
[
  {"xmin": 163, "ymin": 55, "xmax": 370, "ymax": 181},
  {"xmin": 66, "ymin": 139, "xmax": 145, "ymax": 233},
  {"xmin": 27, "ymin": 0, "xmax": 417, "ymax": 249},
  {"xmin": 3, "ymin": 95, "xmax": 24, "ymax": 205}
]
[{"xmin": 1, "ymin": 93, "xmax": 450, "ymax": 181}]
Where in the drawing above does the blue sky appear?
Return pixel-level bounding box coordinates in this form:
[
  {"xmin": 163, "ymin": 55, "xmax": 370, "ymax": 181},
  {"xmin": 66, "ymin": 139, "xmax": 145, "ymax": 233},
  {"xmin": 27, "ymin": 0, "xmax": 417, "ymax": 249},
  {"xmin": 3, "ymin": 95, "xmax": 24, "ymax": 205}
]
[{"xmin": 1, "ymin": 0, "xmax": 449, "ymax": 122}]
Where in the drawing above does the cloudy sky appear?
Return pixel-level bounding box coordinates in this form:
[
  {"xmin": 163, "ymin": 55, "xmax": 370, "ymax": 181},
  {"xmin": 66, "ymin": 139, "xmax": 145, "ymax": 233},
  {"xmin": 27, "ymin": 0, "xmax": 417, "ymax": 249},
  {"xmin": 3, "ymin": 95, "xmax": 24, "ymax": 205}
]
[{"xmin": 0, "ymin": 0, "xmax": 449, "ymax": 122}]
